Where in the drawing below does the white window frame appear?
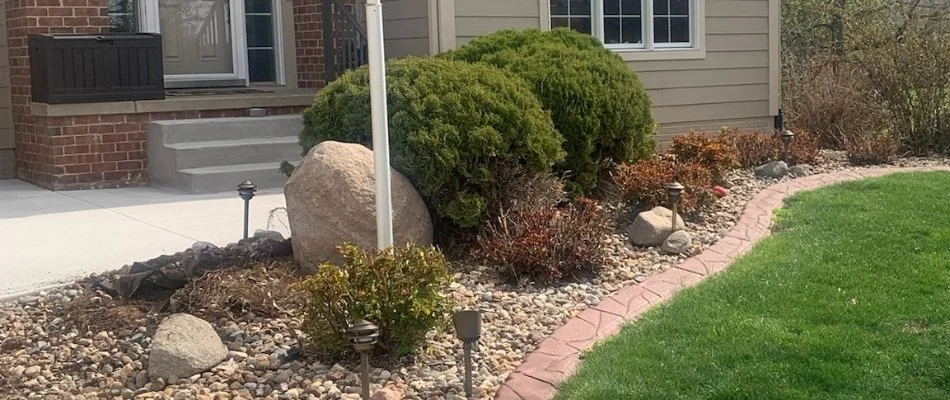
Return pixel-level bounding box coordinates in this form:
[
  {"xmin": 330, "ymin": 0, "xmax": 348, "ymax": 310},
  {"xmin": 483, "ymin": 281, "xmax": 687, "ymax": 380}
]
[{"xmin": 543, "ymin": 0, "xmax": 706, "ymax": 61}]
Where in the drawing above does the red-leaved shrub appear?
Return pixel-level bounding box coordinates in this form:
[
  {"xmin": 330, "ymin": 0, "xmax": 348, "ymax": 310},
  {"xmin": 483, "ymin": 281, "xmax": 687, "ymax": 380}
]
[
  {"xmin": 719, "ymin": 129, "xmax": 781, "ymax": 168},
  {"xmin": 612, "ymin": 156, "xmax": 716, "ymax": 214},
  {"xmin": 670, "ymin": 132, "xmax": 739, "ymax": 183},
  {"xmin": 845, "ymin": 135, "xmax": 897, "ymax": 165},
  {"xmin": 719, "ymin": 128, "xmax": 820, "ymax": 167},
  {"xmin": 786, "ymin": 130, "xmax": 821, "ymax": 165},
  {"xmin": 474, "ymin": 198, "xmax": 609, "ymax": 283}
]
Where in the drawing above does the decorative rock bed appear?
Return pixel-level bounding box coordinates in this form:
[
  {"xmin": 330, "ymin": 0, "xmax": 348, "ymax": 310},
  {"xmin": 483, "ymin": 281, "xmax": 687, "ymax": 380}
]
[{"xmin": 2, "ymin": 151, "xmax": 949, "ymax": 400}]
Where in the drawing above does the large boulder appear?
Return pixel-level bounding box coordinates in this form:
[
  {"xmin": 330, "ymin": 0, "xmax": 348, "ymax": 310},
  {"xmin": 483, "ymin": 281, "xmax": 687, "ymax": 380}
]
[
  {"xmin": 149, "ymin": 314, "xmax": 227, "ymax": 381},
  {"xmin": 627, "ymin": 206, "xmax": 684, "ymax": 247},
  {"xmin": 754, "ymin": 161, "xmax": 789, "ymax": 179},
  {"xmin": 285, "ymin": 141, "xmax": 433, "ymax": 272}
]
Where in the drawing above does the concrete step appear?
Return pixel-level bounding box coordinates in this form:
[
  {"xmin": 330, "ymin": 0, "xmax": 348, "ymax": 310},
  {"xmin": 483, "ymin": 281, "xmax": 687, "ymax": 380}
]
[
  {"xmin": 177, "ymin": 162, "xmax": 289, "ymax": 194},
  {"xmin": 147, "ymin": 115, "xmax": 304, "ymax": 193},
  {"xmin": 152, "ymin": 115, "xmax": 304, "ymax": 144},
  {"xmin": 168, "ymin": 136, "xmax": 301, "ymax": 169}
]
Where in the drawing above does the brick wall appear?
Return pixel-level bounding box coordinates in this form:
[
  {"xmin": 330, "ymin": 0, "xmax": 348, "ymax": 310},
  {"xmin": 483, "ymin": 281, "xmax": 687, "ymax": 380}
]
[
  {"xmin": 5, "ymin": 0, "xmax": 325, "ymax": 189},
  {"xmin": 35, "ymin": 106, "xmax": 306, "ymax": 190},
  {"xmin": 6, "ymin": 0, "xmax": 110, "ymax": 187},
  {"xmin": 292, "ymin": 0, "xmax": 324, "ymax": 88}
]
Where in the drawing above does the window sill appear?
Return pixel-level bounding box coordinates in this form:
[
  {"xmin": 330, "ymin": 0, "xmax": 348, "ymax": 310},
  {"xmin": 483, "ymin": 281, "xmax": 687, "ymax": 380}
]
[{"xmin": 614, "ymin": 47, "xmax": 706, "ymax": 61}]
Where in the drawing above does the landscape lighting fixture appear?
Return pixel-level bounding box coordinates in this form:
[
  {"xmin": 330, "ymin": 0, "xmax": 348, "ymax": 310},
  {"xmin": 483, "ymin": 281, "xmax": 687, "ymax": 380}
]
[
  {"xmin": 347, "ymin": 319, "xmax": 379, "ymax": 400},
  {"xmin": 453, "ymin": 310, "xmax": 482, "ymax": 398},
  {"xmin": 667, "ymin": 182, "xmax": 685, "ymax": 231},
  {"xmin": 237, "ymin": 180, "xmax": 257, "ymax": 239}
]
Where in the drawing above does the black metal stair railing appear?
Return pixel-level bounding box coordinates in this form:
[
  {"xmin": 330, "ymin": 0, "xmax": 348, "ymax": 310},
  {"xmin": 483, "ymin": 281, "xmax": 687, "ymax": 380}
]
[{"xmin": 322, "ymin": 0, "xmax": 369, "ymax": 83}]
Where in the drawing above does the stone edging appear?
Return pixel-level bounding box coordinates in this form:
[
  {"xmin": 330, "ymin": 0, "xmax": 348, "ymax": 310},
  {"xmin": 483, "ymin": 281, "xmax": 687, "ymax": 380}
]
[{"xmin": 495, "ymin": 166, "xmax": 950, "ymax": 400}]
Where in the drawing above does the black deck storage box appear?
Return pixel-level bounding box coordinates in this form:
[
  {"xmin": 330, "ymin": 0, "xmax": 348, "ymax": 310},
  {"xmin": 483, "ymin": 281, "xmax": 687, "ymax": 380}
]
[{"xmin": 29, "ymin": 33, "xmax": 165, "ymax": 104}]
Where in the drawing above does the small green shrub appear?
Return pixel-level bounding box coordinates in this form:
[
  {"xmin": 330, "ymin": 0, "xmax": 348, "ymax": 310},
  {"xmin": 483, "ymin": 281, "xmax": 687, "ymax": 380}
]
[
  {"xmin": 444, "ymin": 29, "xmax": 656, "ymax": 195},
  {"xmin": 613, "ymin": 156, "xmax": 716, "ymax": 215},
  {"xmin": 670, "ymin": 132, "xmax": 739, "ymax": 183},
  {"xmin": 300, "ymin": 57, "xmax": 564, "ymax": 230},
  {"xmin": 296, "ymin": 243, "xmax": 454, "ymax": 359},
  {"xmin": 475, "ymin": 198, "xmax": 609, "ymax": 283}
]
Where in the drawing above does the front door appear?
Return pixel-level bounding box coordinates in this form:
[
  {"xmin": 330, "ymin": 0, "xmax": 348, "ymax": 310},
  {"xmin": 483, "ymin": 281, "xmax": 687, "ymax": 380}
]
[{"xmin": 141, "ymin": 0, "xmax": 248, "ymax": 87}]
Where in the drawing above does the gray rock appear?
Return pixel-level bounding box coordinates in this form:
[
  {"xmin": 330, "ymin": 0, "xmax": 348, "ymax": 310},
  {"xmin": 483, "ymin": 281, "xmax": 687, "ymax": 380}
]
[
  {"xmin": 627, "ymin": 207, "xmax": 685, "ymax": 246},
  {"xmin": 148, "ymin": 314, "xmax": 228, "ymax": 382},
  {"xmin": 754, "ymin": 161, "xmax": 789, "ymax": 179},
  {"xmin": 285, "ymin": 141, "xmax": 434, "ymax": 273},
  {"xmin": 661, "ymin": 230, "xmax": 693, "ymax": 254},
  {"xmin": 253, "ymin": 229, "xmax": 285, "ymax": 242},
  {"xmin": 788, "ymin": 164, "xmax": 813, "ymax": 177},
  {"xmin": 189, "ymin": 241, "xmax": 218, "ymax": 252}
]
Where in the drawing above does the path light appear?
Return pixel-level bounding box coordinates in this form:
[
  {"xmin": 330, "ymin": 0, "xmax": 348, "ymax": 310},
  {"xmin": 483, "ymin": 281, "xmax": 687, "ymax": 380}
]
[
  {"xmin": 237, "ymin": 180, "xmax": 257, "ymax": 239},
  {"xmin": 667, "ymin": 182, "xmax": 685, "ymax": 231},
  {"xmin": 347, "ymin": 319, "xmax": 379, "ymax": 399},
  {"xmin": 781, "ymin": 130, "xmax": 796, "ymax": 162},
  {"xmin": 452, "ymin": 310, "xmax": 482, "ymax": 398}
]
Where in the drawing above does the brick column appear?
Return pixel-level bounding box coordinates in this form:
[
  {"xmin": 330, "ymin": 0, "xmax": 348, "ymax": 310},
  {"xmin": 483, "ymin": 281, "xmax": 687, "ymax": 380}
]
[
  {"xmin": 292, "ymin": 0, "xmax": 325, "ymax": 88},
  {"xmin": 5, "ymin": 0, "xmax": 109, "ymax": 188}
]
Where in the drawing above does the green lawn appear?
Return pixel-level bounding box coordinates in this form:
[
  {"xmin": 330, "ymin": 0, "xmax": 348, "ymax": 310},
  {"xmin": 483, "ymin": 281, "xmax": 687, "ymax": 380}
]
[{"xmin": 557, "ymin": 172, "xmax": 950, "ymax": 400}]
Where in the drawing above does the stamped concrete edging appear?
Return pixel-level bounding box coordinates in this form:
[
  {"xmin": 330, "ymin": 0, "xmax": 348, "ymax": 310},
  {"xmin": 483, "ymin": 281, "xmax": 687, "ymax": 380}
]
[{"xmin": 495, "ymin": 166, "xmax": 950, "ymax": 400}]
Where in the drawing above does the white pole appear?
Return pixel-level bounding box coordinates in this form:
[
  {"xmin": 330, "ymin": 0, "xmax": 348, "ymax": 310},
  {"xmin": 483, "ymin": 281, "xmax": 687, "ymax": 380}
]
[{"xmin": 366, "ymin": 0, "xmax": 395, "ymax": 249}]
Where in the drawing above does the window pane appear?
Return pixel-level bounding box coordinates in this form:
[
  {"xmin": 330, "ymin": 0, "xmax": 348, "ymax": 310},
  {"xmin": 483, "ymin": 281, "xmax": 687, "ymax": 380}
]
[
  {"xmin": 670, "ymin": 0, "xmax": 688, "ymax": 15},
  {"xmin": 551, "ymin": 0, "xmax": 568, "ymax": 15},
  {"xmin": 570, "ymin": 17, "xmax": 592, "ymax": 34},
  {"xmin": 605, "ymin": 0, "xmax": 620, "ymax": 16},
  {"xmin": 653, "ymin": 0, "xmax": 668, "ymax": 15},
  {"xmin": 246, "ymin": 15, "xmax": 274, "ymax": 48},
  {"xmin": 108, "ymin": 0, "xmax": 136, "ymax": 32},
  {"xmin": 621, "ymin": 0, "xmax": 641, "ymax": 15},
  {"xmin": 108, "ymin": 0, "xmax": 132, "ymax": 13},
  {"xmin": 604, "ymin": 17, "xmax": 621, "ymax": 43},
  {"xmin": 248, "ymin": 49, "xmax": 276, "ymax": 82},
  {"xmin": 670, "ymin": 16, "xmax": 689, "ymax": 42},
  {"xmin": 109, "ymin": 14, "xmax": 135, "ymax": 32},
  {"xmin": 551, "ymin": 17, "xmax": 569, "ymax": 28},
  {"xmin": 245, "ymin": 0, "xmax": 272, "ymax": 14},
  {"xmin": 569, "ymin": 0, "xmax": 591, "ymax": 15},
  {"xmin": 654, "ymin": 17, "xmax": 670, "ymax": 43},
  {"xmin": 621, "ymin": 17, "xmax": 642, "ymax": 44}
]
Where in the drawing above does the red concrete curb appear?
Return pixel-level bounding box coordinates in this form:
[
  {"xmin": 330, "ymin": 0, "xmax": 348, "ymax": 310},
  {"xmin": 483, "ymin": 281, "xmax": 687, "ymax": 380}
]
[{"xmin": 494, "ymin": 166, "xmax": 950, "ymax": 400}]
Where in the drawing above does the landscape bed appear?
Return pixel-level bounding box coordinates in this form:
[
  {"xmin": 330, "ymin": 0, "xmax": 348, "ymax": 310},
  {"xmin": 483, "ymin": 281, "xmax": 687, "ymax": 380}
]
[{"xmin": 1, "ymin": 152, "xmax": 949, "ymax": 399}]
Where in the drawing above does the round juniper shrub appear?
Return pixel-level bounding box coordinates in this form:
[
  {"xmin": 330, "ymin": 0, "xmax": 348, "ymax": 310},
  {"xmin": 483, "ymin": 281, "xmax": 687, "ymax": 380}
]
[
  {"xmin": 443, "ymin": 29, "xmax": 657, "ymax": 196},
  {"xmin": 300, "ymin": 57, "xmax": 564, "ymax": 230}
]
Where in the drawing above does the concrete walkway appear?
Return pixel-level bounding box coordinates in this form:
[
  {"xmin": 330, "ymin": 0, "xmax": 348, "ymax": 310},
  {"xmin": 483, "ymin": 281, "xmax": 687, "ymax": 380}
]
[{"xmin": 0, "ymin": 179, "xmax": 292, "ymax": 298}]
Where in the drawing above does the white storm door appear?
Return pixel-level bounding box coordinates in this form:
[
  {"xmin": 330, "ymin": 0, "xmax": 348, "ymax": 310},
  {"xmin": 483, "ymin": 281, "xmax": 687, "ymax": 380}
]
[{"xmin": 140, "ymin": 0, "xmax": 249, "ymax": 87}]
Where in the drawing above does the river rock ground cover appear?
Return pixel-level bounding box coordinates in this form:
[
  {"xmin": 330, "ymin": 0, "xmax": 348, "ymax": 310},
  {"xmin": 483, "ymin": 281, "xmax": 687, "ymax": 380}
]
[{"xmin": 1, "ymin": 151, "xmax": 949, "ymax": 400}]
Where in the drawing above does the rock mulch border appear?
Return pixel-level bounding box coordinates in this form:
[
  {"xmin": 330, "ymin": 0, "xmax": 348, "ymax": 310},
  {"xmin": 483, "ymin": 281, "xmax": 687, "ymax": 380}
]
[{"xmin": 495, "ymin": 166, "xmax": 950, "ymax": 400}]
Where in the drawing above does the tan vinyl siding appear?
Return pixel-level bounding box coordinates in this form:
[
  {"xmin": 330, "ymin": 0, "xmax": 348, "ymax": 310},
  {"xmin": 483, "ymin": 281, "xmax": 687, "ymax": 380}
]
[
  {"xmin": 383, "ymin": 0, "xmax": 431, "ymax": 58},
  {"xmin": 386, "ymin": 0, "xmax": 778, "ymax": 145},
  {"xmin": 629, "ymin": 0, "xmax": 775, "ymax": 144},
  {"xmin": 454, "ymin": 0, "xmax": 542, "ymax": 46},
  {"xmin": 0, "ymin": 0, "xmax": 13, "ymax": 178}
]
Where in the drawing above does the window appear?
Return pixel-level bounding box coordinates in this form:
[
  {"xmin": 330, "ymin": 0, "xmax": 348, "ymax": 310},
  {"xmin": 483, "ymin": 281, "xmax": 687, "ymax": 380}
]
[
  {"xmin": 108, "ymin": 0, "xmax": 137, "ymax": 33},
  {"xmin": 550, "ymin": 0, "xmax": 694, "ymax": 50}
]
